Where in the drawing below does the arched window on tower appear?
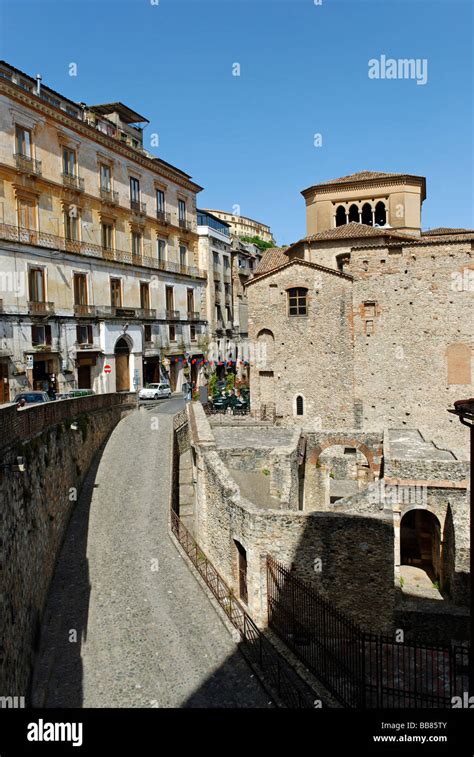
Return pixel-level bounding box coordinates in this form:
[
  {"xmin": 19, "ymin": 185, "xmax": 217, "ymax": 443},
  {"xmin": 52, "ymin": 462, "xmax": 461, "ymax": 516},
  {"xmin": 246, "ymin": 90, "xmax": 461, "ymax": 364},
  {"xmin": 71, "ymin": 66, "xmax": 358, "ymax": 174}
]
[
  {"xmin": 296, "ymin": 395, "xmax": 304, "ymax": 416},
  {"xmin": 374, "ymin": 201, "xmax": 387, "ymax": 226},
  {"xmin": 361, "ymin": 202, "xmax": 373, "ymax": 226},
  {"xmin": 335, "ymin": 205, "xmax": 347, "ymax": 227},
  {"xmin": 348, "ymin": 204, "xmax": 359, "ymax": 223}
]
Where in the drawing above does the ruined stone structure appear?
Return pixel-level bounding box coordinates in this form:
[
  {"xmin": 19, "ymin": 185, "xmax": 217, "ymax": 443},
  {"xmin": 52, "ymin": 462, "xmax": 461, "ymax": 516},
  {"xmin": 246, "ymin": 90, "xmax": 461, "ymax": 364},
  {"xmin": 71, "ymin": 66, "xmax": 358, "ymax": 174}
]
[{"xmin": 178, "ymin": 403, "xmax": 469, "ymax": 644}]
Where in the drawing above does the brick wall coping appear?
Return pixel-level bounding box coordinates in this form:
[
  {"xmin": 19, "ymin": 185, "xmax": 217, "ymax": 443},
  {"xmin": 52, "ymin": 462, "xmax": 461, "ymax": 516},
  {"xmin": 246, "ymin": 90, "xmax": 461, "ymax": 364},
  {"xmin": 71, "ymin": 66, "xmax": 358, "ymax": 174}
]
[{"xmin": 0, "ymin": 392, "xmax": 137, "ymax": 451}]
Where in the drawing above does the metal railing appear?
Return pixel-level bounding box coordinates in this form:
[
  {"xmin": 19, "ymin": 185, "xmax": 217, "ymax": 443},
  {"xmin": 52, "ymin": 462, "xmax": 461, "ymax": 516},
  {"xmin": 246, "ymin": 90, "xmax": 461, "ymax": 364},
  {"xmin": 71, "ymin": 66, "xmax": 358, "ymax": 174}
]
[
  {"xmin": 130, "ymin": 199, "xmax": 147, "ymax": 214},
  {"xmin": 100, "ymin": 187, "xmax": 119, "ymax": 204},
  {"xmin": 28, "ymin": 300, "xmax": 55, "ymax": 315},
  {"xmin": 267, "ymin": 556, "xmax": 470, "ymax": 709},
  {"xmin": 187, "ymin": 311, "xmax": 200, "ymax": 321},
  {"xmin": 0, "ymin": 223, "xmax": 207, "ymax": 279},
  {"xmin": 62, "ymin": 173, "xmax": 84, "ymax": 191},
  {"xmin": 166, "ymin": 309, "xmax": 180, "ymax": 320},
  {"xmin": 178, "ymin": 218, "xmax": 193, "ymax": 231},
  {"xmin": 170, "ymin": 510, "xmax": 315, "ymax": 708},
  {"xmin": 156, "ymin": 210, "xmax": 171, "ymax": 224},
  {"xmin": 14, "ymin": 153, "xmax": 42, "ymax": 175}
]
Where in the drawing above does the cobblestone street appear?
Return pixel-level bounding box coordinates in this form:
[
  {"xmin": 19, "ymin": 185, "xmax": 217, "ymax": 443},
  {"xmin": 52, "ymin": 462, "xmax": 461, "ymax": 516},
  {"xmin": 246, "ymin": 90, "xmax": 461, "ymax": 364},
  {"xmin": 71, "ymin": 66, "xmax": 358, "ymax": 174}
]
[{"xmin": 32, "ymin": 398, "xmax": 270, "ymax": 708}]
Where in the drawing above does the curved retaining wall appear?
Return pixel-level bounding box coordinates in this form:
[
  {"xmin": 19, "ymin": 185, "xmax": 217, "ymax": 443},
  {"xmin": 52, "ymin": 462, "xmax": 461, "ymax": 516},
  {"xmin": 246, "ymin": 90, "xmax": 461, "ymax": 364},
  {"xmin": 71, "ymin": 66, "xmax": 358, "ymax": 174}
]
[{"xmin": 0, "ymin": 393, "xmax": 136, "ymax": 699}]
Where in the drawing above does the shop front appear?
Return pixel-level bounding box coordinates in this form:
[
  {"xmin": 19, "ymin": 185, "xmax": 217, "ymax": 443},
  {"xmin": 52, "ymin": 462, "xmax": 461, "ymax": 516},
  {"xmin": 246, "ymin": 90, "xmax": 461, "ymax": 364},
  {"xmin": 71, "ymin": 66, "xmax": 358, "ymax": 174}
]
[
  {"xmin": 0, "ymin": 357, "xmax": 10, "ymax": 404},
  {"xmin": 76, "ymin": 351, "xmax": 101, "ymax": 390},
  {"xmin": 30, "ymin": 353, "xmax": 59, "ymax": 395},
  {"xmin": 143, "ymin": 355, "xmax": 161, "ymax": 385}
]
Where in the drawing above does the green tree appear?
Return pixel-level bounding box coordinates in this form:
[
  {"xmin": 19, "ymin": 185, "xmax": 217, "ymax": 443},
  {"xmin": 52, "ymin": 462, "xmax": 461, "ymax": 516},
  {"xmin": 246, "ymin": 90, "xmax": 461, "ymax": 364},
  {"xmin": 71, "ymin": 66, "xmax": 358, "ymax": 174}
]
[{"xmin": 240, "ymin": 235, "xmax": 276, "ymax": 252}]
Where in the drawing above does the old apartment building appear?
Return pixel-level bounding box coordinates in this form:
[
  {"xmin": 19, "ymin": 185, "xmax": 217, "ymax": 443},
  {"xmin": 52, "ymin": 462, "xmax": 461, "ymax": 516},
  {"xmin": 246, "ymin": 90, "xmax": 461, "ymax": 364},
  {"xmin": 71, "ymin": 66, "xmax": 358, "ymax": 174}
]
[
  {"xmin": 247, "ymin": 171, "xmax": 474, "ymax": 460},
  {"xmin": 0, "ymin": 60, "xmax": 208, "ymax": 400},
  {"xmin": 203, "ymin": 208, "xmax": 275, "ymax": 244}
]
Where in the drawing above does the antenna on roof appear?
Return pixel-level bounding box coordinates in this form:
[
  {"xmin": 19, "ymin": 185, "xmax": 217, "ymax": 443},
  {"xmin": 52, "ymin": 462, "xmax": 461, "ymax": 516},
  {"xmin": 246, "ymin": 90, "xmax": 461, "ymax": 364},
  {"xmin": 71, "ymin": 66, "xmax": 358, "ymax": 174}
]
[{"xmin": 36, "ymin": 73, "xmax": 42, "ymax": 96}]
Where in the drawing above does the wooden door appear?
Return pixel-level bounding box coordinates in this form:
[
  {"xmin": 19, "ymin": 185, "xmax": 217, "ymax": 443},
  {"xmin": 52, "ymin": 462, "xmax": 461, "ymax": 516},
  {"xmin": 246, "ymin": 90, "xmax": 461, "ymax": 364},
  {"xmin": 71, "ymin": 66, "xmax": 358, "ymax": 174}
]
[
  {"xmin": 18, "ymin": 198, "xmax": 36, "ymax": 230},
  {"xmin": 78, "ymin": 364, "xmax": 91, "ymax": 389},
  {"xmin": 115, "ymin": 353, "xmax": 129, "ymax": 391},
  {"xmin": 0, "ymin": 362, "xmax": 9, "ymax": 404}
]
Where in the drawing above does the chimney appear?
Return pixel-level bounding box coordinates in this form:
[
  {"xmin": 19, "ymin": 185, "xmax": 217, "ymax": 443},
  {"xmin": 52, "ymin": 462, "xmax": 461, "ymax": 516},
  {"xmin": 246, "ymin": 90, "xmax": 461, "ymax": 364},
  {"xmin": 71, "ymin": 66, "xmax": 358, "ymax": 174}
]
[{"xmin": 36, "ymin": 73, "xmax": 42, "ymax": 96}]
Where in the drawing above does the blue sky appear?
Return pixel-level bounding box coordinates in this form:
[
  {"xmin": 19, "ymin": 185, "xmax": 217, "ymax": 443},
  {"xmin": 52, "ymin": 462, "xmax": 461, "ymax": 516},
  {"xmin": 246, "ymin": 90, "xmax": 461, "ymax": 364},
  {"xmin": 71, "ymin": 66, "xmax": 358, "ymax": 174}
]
[{"xmin": 0, "ymin": 0, "xmax": 472, "ymax": 244}]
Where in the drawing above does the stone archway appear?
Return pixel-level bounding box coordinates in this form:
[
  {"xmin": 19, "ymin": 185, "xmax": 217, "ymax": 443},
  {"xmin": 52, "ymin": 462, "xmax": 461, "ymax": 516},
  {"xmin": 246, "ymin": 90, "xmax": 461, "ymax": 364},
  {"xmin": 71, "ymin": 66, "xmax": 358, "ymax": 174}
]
[
  {"xmin": 114, "ymin": 337, "xmax": 131, "ymax": 392},
  {"xmin": 400, "ymin": 509, "xmax": 441, "ymax": 580},
  {"xmin": 308, "ymin": 436, "xmax": 379, "ymax": 476}
]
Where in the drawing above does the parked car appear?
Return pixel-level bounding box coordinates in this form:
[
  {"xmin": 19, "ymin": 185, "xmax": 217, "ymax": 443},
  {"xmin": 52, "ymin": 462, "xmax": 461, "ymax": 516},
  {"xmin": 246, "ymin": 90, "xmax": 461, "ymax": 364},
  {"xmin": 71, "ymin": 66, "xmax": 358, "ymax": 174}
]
[
  {"xmin": 14, "ymin": 391, "xmax": 50, "ymax": 406},
  {"xmin": 138, "ymin": 383, "xmax": 172, "ymax": 400}
]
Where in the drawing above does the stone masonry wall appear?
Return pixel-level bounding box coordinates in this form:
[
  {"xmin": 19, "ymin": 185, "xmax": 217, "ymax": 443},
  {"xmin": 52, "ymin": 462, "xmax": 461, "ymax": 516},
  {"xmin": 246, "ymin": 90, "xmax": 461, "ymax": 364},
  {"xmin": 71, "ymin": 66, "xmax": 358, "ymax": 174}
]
[
  {"xmin": 348, "ymin": 241, "xmax": 473, "ymax": 459},
  {"xmin": 0, "ymin": 396, "xmax": 135, "ymax": 699},
  {"xmin": 190, "ymin": 403, "xmax": 394, "ymax": 633},
  {"xmin": 247, "ymin": 263, "xmax": 355, "ymax": 428}
]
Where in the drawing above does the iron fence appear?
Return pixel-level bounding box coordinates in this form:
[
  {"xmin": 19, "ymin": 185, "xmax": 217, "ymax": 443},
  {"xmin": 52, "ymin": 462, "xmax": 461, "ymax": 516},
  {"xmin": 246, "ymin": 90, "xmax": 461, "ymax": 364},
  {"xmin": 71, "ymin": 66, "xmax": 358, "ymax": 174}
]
[
  {"xmin": 170, "ymin": 510, "xmax": 316, "ymax": 708},
  {"xmin": 267, "ymin": 556, "xmax": 469, "ymax": 708}
]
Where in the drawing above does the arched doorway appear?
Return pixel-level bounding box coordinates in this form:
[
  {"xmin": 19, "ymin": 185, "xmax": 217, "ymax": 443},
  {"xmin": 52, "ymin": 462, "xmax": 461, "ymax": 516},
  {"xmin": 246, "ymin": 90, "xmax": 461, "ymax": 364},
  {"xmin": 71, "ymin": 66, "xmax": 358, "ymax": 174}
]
[
  {"xmin": 400, "ymin": 509, "xmax": 441, "ymax": 580},
  {"xmin": 114, "ymin": 337, "xmax": 130, "ymax": 392}
]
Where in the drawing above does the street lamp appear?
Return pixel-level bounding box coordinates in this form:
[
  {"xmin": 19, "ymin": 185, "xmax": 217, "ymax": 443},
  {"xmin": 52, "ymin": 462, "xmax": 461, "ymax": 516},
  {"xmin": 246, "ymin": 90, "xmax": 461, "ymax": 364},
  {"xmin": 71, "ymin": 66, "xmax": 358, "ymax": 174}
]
[{"xmin": 448, "ymin": 398, "xmax": 474, "ymax": 695}]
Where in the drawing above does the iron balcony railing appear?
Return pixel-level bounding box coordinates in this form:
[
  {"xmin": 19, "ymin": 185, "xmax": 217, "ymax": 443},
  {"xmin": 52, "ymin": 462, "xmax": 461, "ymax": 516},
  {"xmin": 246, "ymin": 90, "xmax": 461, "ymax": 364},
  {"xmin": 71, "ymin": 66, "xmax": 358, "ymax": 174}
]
[
  {"xmin": 156, "ymin": 210, "xmax": 171, "ymax": 224},
  {"xmin": 166, "ymin": 309, "xmax": 180, "ymax": 320},
  {"xmin": 178, "ymin": 218, "xmax": 193, "ymax": 232},
  {"xmin": 74, "ymin": 304, "xmax": 97, "ymax": 317},
  {"xmin": 0, "ymin": 223, "xmax": 207, "ymax": 279},
  {"xmin": 100, "ymin": 187, "xmax": 119, "ymax": 204},
  {"xmin": 187, "ymin": 311, "xmax": 200, "ymax": 321},
  {"xmin": 130, "ymin": 199, "xmax": 147, "ymax": 214},
  {"xmin": 62, "ymin": 173, "xmax": 85, "ymax": 192},
  {"xmin": 14, "ymin": 153, "xmax": 42, "ymax": 176},
  {"xmin": 28, "ymin": 301, "xmax": 55, "ymax": 315}
]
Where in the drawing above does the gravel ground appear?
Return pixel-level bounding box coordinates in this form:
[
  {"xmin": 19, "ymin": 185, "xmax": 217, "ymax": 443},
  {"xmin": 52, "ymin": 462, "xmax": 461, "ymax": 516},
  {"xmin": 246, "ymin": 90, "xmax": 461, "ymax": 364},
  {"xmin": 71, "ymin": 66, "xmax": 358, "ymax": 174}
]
[{"xmin": 31, "ymin": 397, "xmax": 271, "ymax": 708}]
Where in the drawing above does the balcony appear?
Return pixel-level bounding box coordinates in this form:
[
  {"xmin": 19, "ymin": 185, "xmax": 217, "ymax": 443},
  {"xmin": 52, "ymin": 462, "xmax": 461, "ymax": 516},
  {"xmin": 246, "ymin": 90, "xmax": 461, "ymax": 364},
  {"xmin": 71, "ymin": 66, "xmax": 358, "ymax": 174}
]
[
  {"xmin": 100, "ymin": 187, "xmax": 119, "ymax": 205},
  {"xmin": 187, "ymin": 311, "xmax": 200, "ymax": 321},
  {"xmin": 214, "ymin": 291, "xmax": 222, "ymax": 304},
  {"xmin": 15, "ymin": 153, "xmax": 42, "ymax": 176},
  {"xmin": 136, "ymin": 308, "xmax": 157, "ymax": 319},
  {"xmin": 62, "ymin": 173, "xmax": 85, "ymax": 192},
  {"xmin": 225, "ymin": 294, "xmax": 232, "ymax": 306},
  {"xmin": 156, "ymin": 210, "xmax": 171, "ymax": 224},
  {"xmin": 74, "ymin": 304, "xmax": 97, "ymax": 317},
  {"xmin": 0, "ymin": 222, "xmax": 210, "ymax": 279},
  {"xmin": 130, "ymin": 199, "xmax": 147, "ymax": 215},
  {"xmin": 223, "ymin": 269, "xmax": 232, "ymax": 283},
  {"xmin": 178, "ymin": 218, "xmax": 193, "ymax": 232},
  {"xmin": 28, "ymin": 301, "xmax": 54, "ymax": 315},
  {"xmin": 166, "ymin": 309, "xmax": 180, "ymax": 320},
  {"xmin": 215, "ymin": 319, "xmax": 224, "ymax": 332}
]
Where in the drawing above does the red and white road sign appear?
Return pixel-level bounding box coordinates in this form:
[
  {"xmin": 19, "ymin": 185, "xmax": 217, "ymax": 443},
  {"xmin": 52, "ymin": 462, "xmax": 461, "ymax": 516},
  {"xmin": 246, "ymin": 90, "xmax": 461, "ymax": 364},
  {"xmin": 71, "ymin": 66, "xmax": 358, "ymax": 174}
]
[{"xmin": 104, "ymin": 364, "xmax": 112, "ymax": 374}]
